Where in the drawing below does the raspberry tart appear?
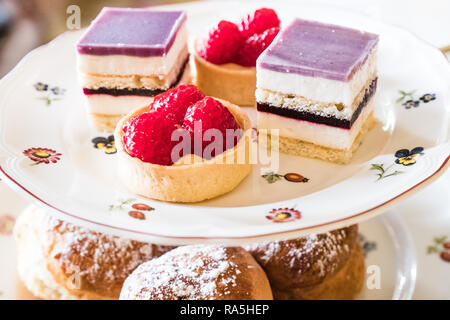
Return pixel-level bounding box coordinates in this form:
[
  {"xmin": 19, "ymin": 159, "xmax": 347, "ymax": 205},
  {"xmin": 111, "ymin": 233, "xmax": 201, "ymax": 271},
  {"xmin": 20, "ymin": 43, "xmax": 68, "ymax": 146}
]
[
  {"xmin": 114, "ymin": 85, "xmax": 252, "ymax": 203},
  {"xmin": 77, "ymin": 8, "xmax": 190, "ymax": 132},
  {"xmin": 192, "ymin": 8, "xmax": 280, "ymax": 106}
]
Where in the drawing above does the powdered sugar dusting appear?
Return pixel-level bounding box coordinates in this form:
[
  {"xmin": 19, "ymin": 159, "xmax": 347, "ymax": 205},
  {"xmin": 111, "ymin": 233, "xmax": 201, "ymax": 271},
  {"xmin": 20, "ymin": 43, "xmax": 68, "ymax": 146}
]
[
  {"xmin": 244, "ymin": 227, "xmax": 352, "ymax": 277},
  {"xmin": 120, "ymin": 245, "xmax": 242, "ymax": 300},
  {"xmin": 41, "ymin": 213, "xmax": 173, "ymax": 294}
]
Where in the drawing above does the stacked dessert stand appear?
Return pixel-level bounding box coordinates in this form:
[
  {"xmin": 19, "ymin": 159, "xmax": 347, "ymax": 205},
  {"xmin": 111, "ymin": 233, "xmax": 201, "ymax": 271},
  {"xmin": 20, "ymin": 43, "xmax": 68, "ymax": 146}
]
[{"xmin": 0, "ymin": 1, "xmax": 448, "ymax": 300}]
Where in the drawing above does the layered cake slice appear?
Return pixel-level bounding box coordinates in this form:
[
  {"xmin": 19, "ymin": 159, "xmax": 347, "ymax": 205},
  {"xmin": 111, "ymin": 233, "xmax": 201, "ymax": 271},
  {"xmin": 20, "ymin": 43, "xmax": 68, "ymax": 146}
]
[
  {"xmin": 77, "ymin": 8, "xmax": 190, "ymax": 132},
  {"xmin": 256, "ymin": 19, "xmax": 379, "ymax": 164}
]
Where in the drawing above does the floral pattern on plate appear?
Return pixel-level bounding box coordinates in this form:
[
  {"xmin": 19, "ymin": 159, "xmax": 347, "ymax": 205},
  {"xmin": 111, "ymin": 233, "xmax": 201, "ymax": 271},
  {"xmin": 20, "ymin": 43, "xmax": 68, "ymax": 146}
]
[
  {"xmin": 23, "ymin": 147, "xmax": 62, "ymax": 165},
  {"xmin": 109, "ymin": 198, "xmax": 154, "ymax": 221},
  {"xmin": 92, "ymin": 135, "xmax": 116, "ymax": 155},
  {"xmin": 397, "ymin": 89, "xmax": 436, "ymax": 109},
  {"xmin": 0, "ymin": 214, "xmax": 15, "ymax": 235},
  {"xmin": 359, "ymin": 232, "xmax": 377, "ymax": 257},
  {"xmin": 427, "ymin": 236, "xmax": 450, "ymax": 262},
  {"xmin": 395, "ymin": 147, "xmax": 424, "ymax": 166},
  {"xmin": 370, "ymin": 147, "xmax": 424, "ymax": 181},
  {"xmin": 262, "ymin": 172, "xmax": 309, "ymax": 184},
  {"xmin": 266, "ymin": 207, "xmax": 301, "ymax": 223},
  {"xmin": 34, "ymin": 82, "xmax": 66, "ymax": 106}
]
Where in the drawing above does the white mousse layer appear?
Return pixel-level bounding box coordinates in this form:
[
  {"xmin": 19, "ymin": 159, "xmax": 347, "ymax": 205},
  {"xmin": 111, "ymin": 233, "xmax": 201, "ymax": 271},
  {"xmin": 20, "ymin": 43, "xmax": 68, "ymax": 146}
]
[
  {"xmin": 77, "ymin": 23, "xmax": 188, "ymax": 76},
  {"xmin": 85, "ymin": 94, "xmax": 153, "ymax": 115},
  {"xmin": 256, "ymin": 48, "xmax": 377, "ymax": 106},
  {"xmin": 257, "ymin": 99, "xmax": 374, "ymax": 150}
]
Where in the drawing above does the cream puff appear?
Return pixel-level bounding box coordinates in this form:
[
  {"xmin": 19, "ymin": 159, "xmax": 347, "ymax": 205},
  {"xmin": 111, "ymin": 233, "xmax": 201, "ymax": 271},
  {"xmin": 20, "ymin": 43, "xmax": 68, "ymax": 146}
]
[
  {"xmin": 120, "ymin": 245, "xmax": 273, "ymax": 300},
  {"xmin": 244, "ymin": 225, "xmax": 365, "ymax": 300},
  {"xmin": 14, "ymin": 206, "xmax": 175, "ymax": 300}
]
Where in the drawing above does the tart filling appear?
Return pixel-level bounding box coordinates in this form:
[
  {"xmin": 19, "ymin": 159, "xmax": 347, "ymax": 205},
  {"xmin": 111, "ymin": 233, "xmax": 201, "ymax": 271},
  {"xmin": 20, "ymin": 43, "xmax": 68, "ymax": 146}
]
[{"xmin": 193, "ymin": 8, "xmax": 280, "ymax": 106}]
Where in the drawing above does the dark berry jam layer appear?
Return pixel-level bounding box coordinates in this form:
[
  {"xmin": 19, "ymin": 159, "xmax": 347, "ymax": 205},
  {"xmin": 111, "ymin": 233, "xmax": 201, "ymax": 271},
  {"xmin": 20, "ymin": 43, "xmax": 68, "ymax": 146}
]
[
  {"xmin": 83, "ymin": 56, "xmax": 189, "ymax": 97},
  {"xmin": 257, "ymin": 78, "xmax": 377, "ymax": 129}
]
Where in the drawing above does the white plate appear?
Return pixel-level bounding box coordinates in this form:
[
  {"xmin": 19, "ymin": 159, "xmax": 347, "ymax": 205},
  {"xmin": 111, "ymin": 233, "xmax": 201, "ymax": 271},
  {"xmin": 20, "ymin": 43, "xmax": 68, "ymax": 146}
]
[{"xmin": 0, "ymin": 1, "xmax": 449, "ymax": 245}]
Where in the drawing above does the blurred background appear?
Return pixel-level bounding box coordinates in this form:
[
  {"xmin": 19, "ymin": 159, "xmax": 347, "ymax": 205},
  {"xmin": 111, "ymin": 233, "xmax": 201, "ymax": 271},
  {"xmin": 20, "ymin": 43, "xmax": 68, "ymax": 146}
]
[
  {"xmin": 0, "ymin": 0, "xmax": 198, "ymax": 76},
  {"xmin": 0, "ymin": 0, "xmax": 448, "ymax": 77}
]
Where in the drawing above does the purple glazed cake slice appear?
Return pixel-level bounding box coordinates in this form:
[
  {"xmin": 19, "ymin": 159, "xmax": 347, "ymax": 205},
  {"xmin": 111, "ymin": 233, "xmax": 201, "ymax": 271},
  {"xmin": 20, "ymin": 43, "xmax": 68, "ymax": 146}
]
[
  {"xmin": 77, "ymin": 9, "xmax": 185, "ymax": 57},
  {"xmin": 76, "ymin": 7, "xmax": 190, "ymax": 132},
  {"xmin": 255, "ymin": 18, "xmax": 379, "ymax": 164}
]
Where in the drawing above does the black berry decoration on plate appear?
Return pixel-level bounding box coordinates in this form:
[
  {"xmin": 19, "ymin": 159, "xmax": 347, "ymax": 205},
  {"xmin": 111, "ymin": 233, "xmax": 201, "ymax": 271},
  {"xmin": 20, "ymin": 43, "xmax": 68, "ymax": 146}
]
[{"xmin": 92, "ymin": 135, "xmax": 116, "ymax": 154}]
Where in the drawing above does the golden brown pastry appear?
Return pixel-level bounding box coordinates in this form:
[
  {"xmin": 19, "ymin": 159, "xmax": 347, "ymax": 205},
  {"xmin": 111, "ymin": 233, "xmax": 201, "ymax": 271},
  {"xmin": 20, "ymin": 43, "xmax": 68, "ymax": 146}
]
[
  {"xmin": 114, "ymin": 98, "xmax": 252, "ymax": 203},
  {"xmin": 244, "ymin": 225, "xmax": 365, "ymax": 300},
  {"xmin": 192, "ymin": 46, "xmax": 256, "ymax": 107},
  {"xmin": 120, "ymin": 245, "xmax": 273, "ymax": 300},
  {"xmin": 14, "ymin": 206, "xmax": 175, "ymax": 300}
]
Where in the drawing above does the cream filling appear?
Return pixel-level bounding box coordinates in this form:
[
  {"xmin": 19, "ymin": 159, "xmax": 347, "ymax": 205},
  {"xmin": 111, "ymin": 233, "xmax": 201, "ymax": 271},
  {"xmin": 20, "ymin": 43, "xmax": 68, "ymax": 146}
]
[
  {"xmin": 84, "ymin": 65, "xmax": 190, "ymax": 115},
  {"xmin": 257, "ymin": 99, "xmax": 374, "ymax": 150},
  {"xmin": 77, "ymin": 23, "xmax": 188, "ymax": 76},
  {"xmin": 85, "ymin": 95, "xmax": 153, "ymax": 116},
  {"xmin": 256, "ymin": 47, "xmax": 377, "ymax": 106},
  {"xmin": 79, "ymin": 48, "xmax": 188, "ymax": 90}
]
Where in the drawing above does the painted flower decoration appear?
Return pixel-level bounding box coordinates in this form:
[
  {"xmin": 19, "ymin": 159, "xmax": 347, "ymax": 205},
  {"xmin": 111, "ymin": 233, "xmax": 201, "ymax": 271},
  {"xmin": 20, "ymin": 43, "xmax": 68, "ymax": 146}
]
[
  {"xmin": 419, "ymin": 93, "xmax": 436, "ymax": 103},
  {"xmin": 266, "ymin": 207, "xmax": 301, "ymax": 223},
  {"xmin": 92, "ymin": 135, "xmax": 116, "ymax": 154},
  {"xmin": 34, "ymin": 82, "xmax": 65, "ymax": 106},
  {"xmin": 23, "ymin": 147, "xmax": 62, "ymax": 165},
  {"xmin": 262, "ymin": 172, "xmax": 309, "ymax": 184},
  {"xmin": 0, "ymin": 215, "xmax": 15, "ymax": 235},
  {"xmin": 128, "ymin": 211, "xmax": 146, "ymax": 220},
  {"xmin": 34, "ymin": 82, "xmax": 48, "ymax": 91},
  {"xmin": 50, "ymin": 87, "xmax": 66, "ymax": 95},
  {"xmin": 359, "ymin": 233, "xmax": 377, "ymax": 257},
  {"xmin": 427, "ymin": 236, "xmax": 450, "ymax": 262},
  {"xmin": 402, "ymin": 99, "xmax": 419, "ymax": 109},
  {"xmin": 394, "ymin": 147, "xmax": 424, "ymax": 166}
]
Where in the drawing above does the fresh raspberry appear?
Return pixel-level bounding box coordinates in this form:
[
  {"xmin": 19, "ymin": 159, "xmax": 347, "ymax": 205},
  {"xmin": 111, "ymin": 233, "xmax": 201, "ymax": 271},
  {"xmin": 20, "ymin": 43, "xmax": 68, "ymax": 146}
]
[
  {"xmin": 183, "ymin": 97, "xmax": 241, "ymax": 159},
  {"xmin": 123, "ymin": 112, "xmax": 186, "ymax": 165},
  {"xmin": 197, "ymin": 20, "xmax": 243, "ymax": 64},
  {"xmin": 238, "ymin": 8, "xmax": 280, "ymax": 38},
  {"xmin": 149, "ymin": 85, "xmax": 204, "ymax": 124},
  {"xmin": 236, "ymin": 27, "xmax": 280, "ymax": 67}
]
